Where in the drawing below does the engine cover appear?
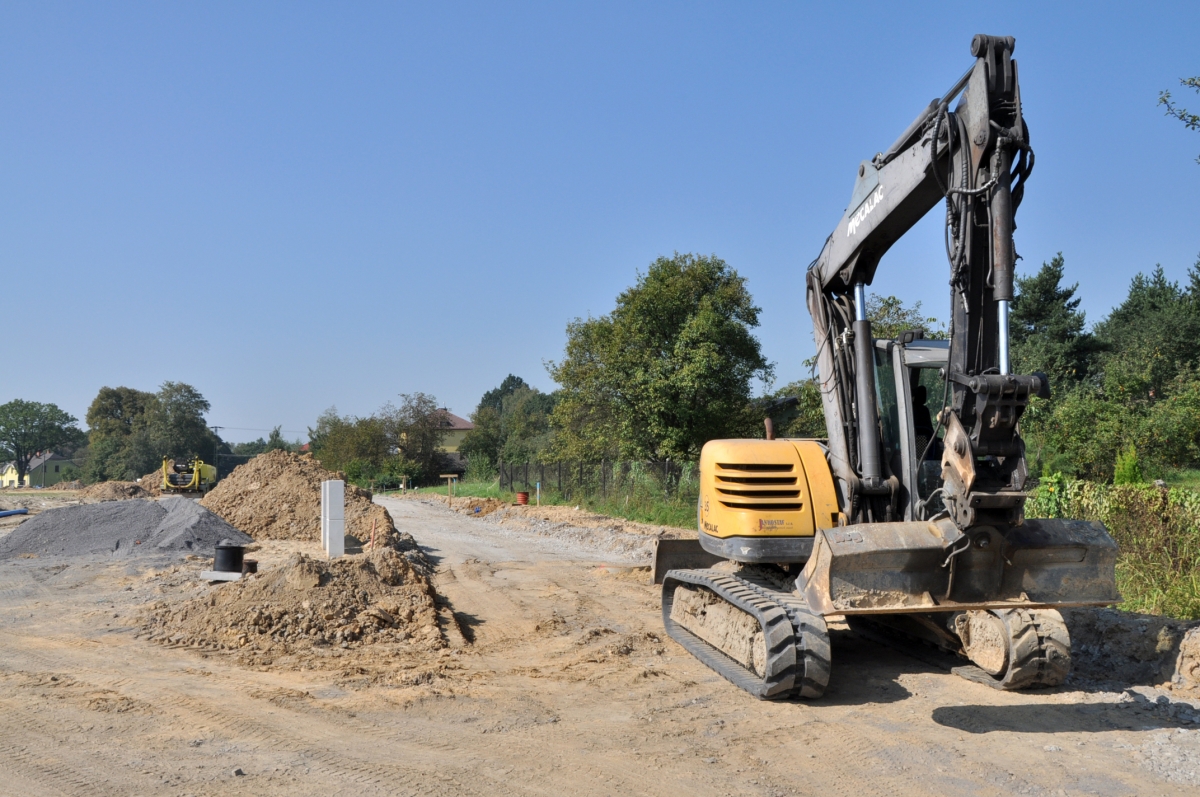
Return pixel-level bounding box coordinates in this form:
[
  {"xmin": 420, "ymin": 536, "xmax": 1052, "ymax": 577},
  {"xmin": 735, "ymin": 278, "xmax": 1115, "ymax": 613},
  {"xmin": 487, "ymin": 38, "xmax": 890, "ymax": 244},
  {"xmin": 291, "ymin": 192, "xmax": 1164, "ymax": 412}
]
[{"xmin": 697, "ymin": 439, "xmax": 840, "ymax": 563}]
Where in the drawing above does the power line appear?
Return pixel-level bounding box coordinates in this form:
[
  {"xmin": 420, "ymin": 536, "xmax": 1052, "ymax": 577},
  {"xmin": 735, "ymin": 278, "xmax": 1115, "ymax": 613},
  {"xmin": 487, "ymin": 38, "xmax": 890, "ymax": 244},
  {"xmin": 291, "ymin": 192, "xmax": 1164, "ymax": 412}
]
[{"xmin": 211, "ymin": 426, "xmax": 307, "ymax": 436}]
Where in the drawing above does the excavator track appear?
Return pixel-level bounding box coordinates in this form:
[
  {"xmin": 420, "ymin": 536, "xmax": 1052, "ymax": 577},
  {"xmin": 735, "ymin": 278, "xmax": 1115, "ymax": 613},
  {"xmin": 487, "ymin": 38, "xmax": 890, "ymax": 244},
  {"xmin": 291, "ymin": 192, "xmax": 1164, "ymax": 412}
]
[{"xmin": 661, "ymin": 569, "xmax": 830, "ymax": 700}]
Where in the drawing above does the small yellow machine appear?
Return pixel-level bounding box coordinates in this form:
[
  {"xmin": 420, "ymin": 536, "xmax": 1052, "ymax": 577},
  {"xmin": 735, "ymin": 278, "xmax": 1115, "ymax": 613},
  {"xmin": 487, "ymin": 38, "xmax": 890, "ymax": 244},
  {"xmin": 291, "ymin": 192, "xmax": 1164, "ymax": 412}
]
[{"xmin": 161, "ymin": 458, "xmax": 216, "ymax": 494}]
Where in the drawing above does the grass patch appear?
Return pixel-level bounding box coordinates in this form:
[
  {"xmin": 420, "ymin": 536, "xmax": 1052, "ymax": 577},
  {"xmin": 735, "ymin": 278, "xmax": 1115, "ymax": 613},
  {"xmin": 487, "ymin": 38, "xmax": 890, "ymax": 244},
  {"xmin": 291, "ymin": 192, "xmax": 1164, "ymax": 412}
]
[
  {"xmin": 1162, "ymin": 468, "xmax": 1200, "ymax": 490},
  {"xmin": 391, "ymin": 478, "xmax": 697, "ymax": 530}
]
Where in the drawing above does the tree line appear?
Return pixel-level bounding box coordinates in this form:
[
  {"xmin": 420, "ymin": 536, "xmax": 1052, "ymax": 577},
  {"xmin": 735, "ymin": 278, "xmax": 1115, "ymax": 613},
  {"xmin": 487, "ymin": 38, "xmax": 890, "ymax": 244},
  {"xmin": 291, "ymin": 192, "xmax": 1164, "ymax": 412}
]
[{"xmin": 7, "ymin": 249, "xmax": 1200, "ymax": 491}]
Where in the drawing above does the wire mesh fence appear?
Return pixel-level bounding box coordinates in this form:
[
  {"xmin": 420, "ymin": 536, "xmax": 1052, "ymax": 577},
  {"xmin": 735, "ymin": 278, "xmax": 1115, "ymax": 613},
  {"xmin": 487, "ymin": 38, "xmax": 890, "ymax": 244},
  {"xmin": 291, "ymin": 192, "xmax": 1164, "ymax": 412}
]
[{"xmin": 497, "ymin": 460, "xmax": 698, "ymax": 505}]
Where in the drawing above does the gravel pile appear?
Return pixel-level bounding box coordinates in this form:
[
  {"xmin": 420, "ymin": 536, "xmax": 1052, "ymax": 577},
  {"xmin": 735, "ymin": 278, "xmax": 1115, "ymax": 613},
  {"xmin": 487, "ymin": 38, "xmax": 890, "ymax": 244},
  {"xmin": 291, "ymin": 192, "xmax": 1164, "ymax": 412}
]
[{"xmin": 0, "ymin": 497, "xmax": 251, "ymax": 560}]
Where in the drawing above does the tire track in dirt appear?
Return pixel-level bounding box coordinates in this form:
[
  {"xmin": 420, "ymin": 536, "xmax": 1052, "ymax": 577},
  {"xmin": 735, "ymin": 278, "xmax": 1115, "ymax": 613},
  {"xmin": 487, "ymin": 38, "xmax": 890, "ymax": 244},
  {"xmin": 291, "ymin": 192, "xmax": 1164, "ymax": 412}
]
[{"xmin": 0, "ymin": 698, "xmax": 162, "ymax": 796}]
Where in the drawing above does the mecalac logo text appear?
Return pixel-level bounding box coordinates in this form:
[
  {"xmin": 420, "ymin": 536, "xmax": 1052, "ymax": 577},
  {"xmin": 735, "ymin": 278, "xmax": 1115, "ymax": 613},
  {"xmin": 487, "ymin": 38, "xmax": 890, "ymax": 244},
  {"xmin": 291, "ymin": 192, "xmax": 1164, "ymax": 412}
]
[{"xmin": 847, "ymin": 185, "xmax": 884, "ymax": 237}]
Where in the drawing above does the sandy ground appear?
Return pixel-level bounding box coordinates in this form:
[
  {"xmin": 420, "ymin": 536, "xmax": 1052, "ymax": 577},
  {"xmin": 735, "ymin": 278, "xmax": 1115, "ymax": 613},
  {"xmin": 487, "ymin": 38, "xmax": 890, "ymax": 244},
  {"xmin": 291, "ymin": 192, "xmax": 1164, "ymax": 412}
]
[{"xmin": 0, "ymin": 496, "xmax": 1198, "ymax": 795}]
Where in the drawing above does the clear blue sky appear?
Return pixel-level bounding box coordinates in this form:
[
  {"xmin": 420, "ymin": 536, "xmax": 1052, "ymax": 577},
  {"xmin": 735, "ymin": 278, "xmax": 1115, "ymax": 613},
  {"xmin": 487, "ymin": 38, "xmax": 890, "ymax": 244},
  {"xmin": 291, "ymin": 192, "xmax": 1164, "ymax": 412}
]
[{"xmin": 4, "ymin": 2, "xmax": 1197, "ymax": 443}]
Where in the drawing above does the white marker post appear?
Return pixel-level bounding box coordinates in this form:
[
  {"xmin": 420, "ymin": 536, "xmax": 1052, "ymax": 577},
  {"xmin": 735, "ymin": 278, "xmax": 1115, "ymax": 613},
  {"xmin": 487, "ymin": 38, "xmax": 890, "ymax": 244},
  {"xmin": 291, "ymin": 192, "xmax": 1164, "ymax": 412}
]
[{"xmin": 321, "ymin": 479, "xmax": 345, "ymax": 559}]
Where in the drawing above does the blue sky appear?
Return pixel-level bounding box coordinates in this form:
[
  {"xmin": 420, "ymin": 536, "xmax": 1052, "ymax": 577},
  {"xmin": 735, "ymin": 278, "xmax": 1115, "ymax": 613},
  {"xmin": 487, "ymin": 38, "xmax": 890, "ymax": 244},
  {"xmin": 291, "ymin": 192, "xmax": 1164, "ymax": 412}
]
[{"xmin": 3, "ymin": 2, "xmax": 1197, "ymax": 442}]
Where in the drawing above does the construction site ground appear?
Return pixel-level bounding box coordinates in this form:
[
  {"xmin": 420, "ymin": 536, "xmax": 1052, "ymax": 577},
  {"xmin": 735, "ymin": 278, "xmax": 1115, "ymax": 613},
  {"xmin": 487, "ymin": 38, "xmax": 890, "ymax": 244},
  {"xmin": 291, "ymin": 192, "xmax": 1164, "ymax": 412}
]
[{"xmin": 0, "ymin": 493, "xmax": 1198, "ymax": 796}]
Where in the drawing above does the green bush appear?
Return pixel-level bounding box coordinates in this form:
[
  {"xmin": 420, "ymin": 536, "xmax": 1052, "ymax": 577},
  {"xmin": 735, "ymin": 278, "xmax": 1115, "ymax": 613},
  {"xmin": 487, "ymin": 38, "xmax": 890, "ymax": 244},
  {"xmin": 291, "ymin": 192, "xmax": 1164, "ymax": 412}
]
[
  {"xmin": 1027, "ymin": 478, "xmax": 1200, "ymax": 619},
  {"xmin": 1113, "ymin": 444, "xmax": 1144, "ymax": 485}
]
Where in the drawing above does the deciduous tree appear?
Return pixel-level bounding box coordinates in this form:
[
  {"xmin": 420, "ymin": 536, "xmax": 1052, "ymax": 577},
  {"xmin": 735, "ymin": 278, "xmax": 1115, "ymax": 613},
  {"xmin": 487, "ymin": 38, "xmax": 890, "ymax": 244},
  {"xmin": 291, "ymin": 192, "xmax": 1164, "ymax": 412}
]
[
  {"xmin": 0, "ymin": 400, "xmax": 84, "ymax": 485},
  {"xmin": 548, "ymin": 253, "xmax": 772, "ymax": 461}
]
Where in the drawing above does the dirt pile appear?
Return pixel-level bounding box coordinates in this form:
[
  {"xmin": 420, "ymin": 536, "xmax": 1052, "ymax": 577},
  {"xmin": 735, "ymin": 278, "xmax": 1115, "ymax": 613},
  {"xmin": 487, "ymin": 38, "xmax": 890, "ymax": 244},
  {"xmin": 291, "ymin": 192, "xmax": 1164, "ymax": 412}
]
[
  {"xmin": 450, "ymin": 497, "xmax": 509, "ymax": 517},
  {"xmin": 78, "ymin": 481, "xmax": 151, "ymax": 503},
  {"xmin": 138, "ymin": 467, "xmax": 165, "ymax": 496},
  {"xmin": 50, "ymin": 480, "xmax": 82, "ymax": 490},
  {"xmin": 141, "ymin": 549, "xmax": 445, "ymax": 667},
  {"xmin": 199, "ymin": 451, "xmax": 419, "ymax": 558},
  {"xmin": 1064, "ymin": 608, "xmax": 1200, "ymax": 691},
  {"xmin": 0, "ymin": 497, "xmax": 250, "ymax": 560}
]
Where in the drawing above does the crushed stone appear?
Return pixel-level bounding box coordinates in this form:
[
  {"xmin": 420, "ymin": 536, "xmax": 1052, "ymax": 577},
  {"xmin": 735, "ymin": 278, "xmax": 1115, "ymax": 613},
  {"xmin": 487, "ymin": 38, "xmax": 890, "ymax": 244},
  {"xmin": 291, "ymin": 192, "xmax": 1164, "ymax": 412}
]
[
  {"xmin": 200, "ymin": 451, "xmax": 425, "ymax": 569},
  {"xmin": 140, "ymin": 549, "xmax": 446, "ymax": 669},
  {"xmin": 0, "ymin": 497, "xmax": 251, "ymax": 560}
]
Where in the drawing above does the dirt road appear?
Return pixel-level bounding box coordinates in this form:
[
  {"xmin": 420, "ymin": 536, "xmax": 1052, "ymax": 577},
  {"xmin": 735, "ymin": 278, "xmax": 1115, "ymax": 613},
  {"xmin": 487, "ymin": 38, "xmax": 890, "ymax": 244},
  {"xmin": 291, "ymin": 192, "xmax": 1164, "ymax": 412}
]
[{"xmin": 0, "ymin": 496, "xmax": 1197, "ymax": 795}]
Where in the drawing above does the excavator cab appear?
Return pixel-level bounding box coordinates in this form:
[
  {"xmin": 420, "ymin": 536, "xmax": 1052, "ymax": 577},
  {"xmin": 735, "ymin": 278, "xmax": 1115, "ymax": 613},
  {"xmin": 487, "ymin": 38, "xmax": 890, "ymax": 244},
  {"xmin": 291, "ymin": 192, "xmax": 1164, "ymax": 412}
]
[{"xmin": 874, "ymin": 335, "xmax": 949, "ymax": 521}]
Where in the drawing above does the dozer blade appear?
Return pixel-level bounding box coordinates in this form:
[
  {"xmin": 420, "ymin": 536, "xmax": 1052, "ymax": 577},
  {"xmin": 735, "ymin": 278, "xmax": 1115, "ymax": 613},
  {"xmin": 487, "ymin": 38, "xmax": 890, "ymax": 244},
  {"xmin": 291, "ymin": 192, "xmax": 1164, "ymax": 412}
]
[
  {"xmin": 796, "ymin": 518, "xmax": 1119, "ymax": 616},
  {"xmin": 652, "ymin": 539, "xmax": 724, "ymax": 585},
  {"xmin": 661, "ymin": 568, "xmax": 830, "ymax": 700}
]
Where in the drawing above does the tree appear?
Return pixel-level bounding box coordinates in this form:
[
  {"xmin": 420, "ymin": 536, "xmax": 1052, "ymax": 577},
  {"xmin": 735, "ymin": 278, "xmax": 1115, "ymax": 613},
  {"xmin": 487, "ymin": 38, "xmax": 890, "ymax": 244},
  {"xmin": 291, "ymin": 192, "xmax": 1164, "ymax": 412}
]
[
  {"xmin": 0, "ymin": 400, "xmax": 84, "ymax": 486},
  {"xmin": 82, "ymin": 382, "xmax": 218, "ymax": 481},
  {"xmin": 459, "ymin": 377, "xmax": 557, "ymax": 467},
  {"xmin": 308, "ymin": 408, "xmax": 390, "ymax": 473},
  {"xmin": 1093, "ymin": 264, "xmax": 1200, "ymax": 402},
  {"xmin": 312, "ymin": 393, "xmax": 451, "ymax": 486},
  {"xmin": 1159, "ymin": 76, "xmax": 1200, "ymax": 164},
  {"xmin": 765, "ymin": 379, "xmax": 827, "ymax": 439},
  {"xmin": 548, "ymin": 252, "xmax": 772, "ymax": 461},
  {"xmin": 380, "ymin": 393, "xmax": 451, "ymax": 481},
  {"xmin": 865, "ymin": 294, "xmax": 946, "ymax": 340},
  {"xmin": 143, "ymin": 382, "xmax": 215, "ymax": 465},
  {"xmin": 230, "ymin": 426, "xmax": 295, "ymax": 456},
  {"xmin": 1010, "ymin": 254, "xmax": 1102, "ymax": 388},
  {"xmin": 477, "ymin": 375, "xmax": 529, "ymax": 414},
  {"xmin": 86, "ymin": 387, "xmax": 155, "ymax": 441}
]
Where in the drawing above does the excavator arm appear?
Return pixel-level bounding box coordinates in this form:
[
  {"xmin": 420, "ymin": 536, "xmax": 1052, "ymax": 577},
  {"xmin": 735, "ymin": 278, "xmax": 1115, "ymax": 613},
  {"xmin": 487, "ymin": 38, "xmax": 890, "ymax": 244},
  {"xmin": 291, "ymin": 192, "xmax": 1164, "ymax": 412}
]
[{"xmin": 807, "ymin": 34, "xmax": 1045, "ymax": 529}]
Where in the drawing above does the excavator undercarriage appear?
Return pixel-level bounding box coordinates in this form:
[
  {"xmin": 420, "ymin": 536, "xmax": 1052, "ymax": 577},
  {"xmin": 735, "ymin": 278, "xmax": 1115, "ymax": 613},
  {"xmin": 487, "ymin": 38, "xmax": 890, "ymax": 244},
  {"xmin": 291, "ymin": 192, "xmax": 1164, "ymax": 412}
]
[{"xmin": 658, "ymin": 34, "xmax": 1120, "ymax": 699}]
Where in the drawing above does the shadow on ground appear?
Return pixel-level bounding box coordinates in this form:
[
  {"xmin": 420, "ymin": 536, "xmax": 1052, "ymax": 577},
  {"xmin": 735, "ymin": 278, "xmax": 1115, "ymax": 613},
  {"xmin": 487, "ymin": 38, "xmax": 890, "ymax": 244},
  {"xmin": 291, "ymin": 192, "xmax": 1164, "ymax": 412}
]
[{"xmin": 932, "ymin": 691, "xmax": 1197, "ymax": 734}]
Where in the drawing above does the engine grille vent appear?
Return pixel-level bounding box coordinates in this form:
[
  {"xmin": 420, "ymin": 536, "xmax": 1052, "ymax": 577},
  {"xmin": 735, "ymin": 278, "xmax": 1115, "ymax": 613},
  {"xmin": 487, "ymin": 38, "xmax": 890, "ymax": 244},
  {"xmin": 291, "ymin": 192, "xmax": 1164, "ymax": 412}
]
[{"xmin": 713, "ymin": 463, "xmax": 803, "ymax": 511}]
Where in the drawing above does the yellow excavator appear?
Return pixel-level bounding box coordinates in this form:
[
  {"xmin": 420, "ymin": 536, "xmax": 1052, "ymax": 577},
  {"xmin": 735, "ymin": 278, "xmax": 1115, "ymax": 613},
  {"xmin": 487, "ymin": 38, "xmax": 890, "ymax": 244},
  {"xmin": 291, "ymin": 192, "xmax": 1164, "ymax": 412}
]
[
  {"xmin": 656, "ymin": 35, "xmax": 1119, "ymax": 699},
  {"xmin": 160, "ymin": 457, "xmax": 216, "ymax": 494}
]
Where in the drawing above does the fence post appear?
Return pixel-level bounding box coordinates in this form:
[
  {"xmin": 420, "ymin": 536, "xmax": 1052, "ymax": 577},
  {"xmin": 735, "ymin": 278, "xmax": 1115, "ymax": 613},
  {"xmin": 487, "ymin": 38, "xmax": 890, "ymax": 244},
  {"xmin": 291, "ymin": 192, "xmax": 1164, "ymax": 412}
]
[
  {"xmin": 601, "ymin": 459, "xmax": 606, "ymax": 497},
  {"xmin": 524, "ymin": 462, "xmax": 529, "ymax": 490}
]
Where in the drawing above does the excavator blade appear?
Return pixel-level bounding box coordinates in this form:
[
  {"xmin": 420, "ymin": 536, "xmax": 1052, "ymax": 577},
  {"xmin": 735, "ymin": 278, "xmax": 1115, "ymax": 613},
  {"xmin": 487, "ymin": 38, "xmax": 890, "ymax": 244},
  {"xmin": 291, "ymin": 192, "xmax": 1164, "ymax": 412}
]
[
  {"xmin": 796, "ymin": 518, "xmax": 1119, "ymax": 616},
  {"xmin": 652, "ymin": 538, "xmax": 723, "ymax": 585}
]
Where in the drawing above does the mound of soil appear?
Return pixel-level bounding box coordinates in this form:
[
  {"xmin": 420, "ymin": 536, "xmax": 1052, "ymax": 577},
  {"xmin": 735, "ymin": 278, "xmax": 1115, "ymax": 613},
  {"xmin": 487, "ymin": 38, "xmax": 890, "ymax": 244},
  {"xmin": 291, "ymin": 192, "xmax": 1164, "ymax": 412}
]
[
  {"xmin": 1064, "ymin": 608, "xmax": 1200, "ymax": 691},
  {"xmin": 78, "ymin": 481, "xmax": 151, "ymax": 503},
  {"xmin": 199, "ymin": 451, "xmax": 414, "ymax": 555},
  {"xmin": 451, "ymin": 497, "xmax": 509, "ymax": 517},
  {"xmin": 138, "ymin": 468, "xmax": 165, "ymax": 497},
  {"xmin": 141, "ymin": 549, "xmax": 445, "ymax": 668},
  {"xmin": 50, "ymin": 480, "xmax": 82, "ymax": 490},
  {"xmin": 0, "ymin": 497, "xmax": 251, "ymax": 560}
]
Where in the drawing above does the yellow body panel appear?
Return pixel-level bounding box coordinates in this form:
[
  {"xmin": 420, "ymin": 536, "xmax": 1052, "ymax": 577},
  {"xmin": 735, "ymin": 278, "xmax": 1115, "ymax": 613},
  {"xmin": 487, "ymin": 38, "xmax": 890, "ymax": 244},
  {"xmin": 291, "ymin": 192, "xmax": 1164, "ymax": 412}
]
[
  {"xmin": 161, "ymin": 458, "xmax": 216, "ymax": 492},
  {"xmin": 698, "ymin": 439, "xmax": 840, "ymax": 540}
]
